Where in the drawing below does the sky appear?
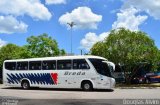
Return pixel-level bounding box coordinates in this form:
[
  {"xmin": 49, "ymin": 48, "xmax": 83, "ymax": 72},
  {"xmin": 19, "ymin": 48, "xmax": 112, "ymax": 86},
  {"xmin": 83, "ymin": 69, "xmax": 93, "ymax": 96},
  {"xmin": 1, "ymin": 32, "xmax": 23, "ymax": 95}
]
[{"xmin": 0, "ymin": 0, "xmax": 160, "ymax": 55}]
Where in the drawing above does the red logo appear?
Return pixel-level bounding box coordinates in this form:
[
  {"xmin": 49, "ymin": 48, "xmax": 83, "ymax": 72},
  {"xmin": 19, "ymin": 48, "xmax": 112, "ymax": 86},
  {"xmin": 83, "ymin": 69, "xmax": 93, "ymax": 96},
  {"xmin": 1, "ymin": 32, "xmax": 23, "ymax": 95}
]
[{"xmin": 51, "ymin": 73, "xmax": 58, "ymax": 85}]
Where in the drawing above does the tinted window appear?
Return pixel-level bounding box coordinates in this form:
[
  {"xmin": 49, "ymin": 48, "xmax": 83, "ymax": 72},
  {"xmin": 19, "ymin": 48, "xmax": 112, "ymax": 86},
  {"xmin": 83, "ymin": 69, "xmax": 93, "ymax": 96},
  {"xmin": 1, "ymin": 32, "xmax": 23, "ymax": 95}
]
[
  {"xmin": 57, "ymin": 60, "xmax": 71, "ymax": 70},
  {"xmin": 89, "ymin": 59, "xmax": 111, "ymax": 77},
  {"xmin": 16, "ymin": 61, "xmax": 28, "ymax": 70},
  {"xmin": 5, "ymin": 62, "xmax": 16, "ymax": 70},
  {"xmin": 29, "ymin": 61, "xmax": 41, "ymax": 70},
  {"xmin": 73, "ymin": 59, "xmax": 90, "ymax": 69},
  {"xmin": 42, "ymin": 60, "xmax": 56, "ymax": 70}
]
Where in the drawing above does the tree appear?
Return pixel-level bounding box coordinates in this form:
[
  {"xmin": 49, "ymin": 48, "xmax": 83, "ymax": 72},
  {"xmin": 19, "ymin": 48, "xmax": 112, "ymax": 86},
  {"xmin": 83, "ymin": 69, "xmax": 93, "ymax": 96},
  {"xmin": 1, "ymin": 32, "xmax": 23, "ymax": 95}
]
[
  {"xmin": 26, "ymin": 33, "xmax": 65, "ymax": 57},
  {"xmin": 0, "ymin": 33, "xmax": 66, "ymax": 70},
  {"xmin": 91, "ymin": 28, "xmax": 160, "ymax": 83},
  {"xmin": 158, "ymin": 50, "xmax": 160, "ymax": 61},
  {"xmin": 60, "ymin": 49, "xmax": 66, "ymax": 56},
  {"xmin": 0, "ymin": 44, "xmax": 31, "ymax": 70}
]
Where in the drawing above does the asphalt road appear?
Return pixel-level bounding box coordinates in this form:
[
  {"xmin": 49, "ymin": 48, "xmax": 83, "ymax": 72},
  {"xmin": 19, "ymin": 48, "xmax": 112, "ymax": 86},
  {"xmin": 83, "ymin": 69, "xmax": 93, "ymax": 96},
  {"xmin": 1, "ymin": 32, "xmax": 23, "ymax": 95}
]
[{"xmin": 0, "ymin": 84, "xmax": 160, "ymax": 105}]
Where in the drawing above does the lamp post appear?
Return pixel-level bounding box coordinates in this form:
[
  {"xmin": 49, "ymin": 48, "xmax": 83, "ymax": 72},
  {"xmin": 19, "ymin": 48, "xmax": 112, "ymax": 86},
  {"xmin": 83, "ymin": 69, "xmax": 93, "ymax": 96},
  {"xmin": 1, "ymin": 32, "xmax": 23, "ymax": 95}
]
[{"xmin": 67, "ymin": 22, "xmax": 76, "ymax": 55}]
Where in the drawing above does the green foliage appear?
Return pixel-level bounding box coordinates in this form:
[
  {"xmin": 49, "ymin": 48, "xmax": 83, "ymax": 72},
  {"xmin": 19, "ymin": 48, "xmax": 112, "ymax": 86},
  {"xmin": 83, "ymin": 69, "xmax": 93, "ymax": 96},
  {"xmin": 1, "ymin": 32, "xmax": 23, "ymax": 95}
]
[
  {"xmin": 60, "ymin": 49, "xmax": 66, "ymax": 56},
  {"xmin": 0, "ymin": 33, "xmax": 66, "ymax": 72},
  {"xmin": 91, "ymin": 28, "xmax": 159, "ymax": 65},
  {"xmin": 91, "ymin": 28, "xmax": 160, "ymax": 83},
  {"xmin": 0, "ymin": 44, "xmax": 31, "ymax": 69},
  {"xmin": 158, "ymin": 50, "xmax": 160, "ymax": 61},
  {"xmin": 26, "ymin": 33, "xmax": 64, "ymax": 57}
]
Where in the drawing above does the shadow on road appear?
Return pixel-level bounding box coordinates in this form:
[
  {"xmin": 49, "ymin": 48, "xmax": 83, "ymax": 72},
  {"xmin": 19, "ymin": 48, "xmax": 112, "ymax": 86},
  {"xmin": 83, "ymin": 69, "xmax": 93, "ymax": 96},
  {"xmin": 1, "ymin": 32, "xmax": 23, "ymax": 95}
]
[{"xmin": 2, "ymin": 87, "xmax": 114, "ymax": 92}]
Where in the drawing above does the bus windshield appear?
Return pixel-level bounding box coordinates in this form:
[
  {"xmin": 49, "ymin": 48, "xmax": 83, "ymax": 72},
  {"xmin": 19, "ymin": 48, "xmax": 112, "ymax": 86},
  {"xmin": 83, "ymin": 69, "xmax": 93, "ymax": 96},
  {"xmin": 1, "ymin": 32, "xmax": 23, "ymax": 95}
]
[{"xmin": 89, "ymin": 58, "xmax": 113, "ymax": 77}]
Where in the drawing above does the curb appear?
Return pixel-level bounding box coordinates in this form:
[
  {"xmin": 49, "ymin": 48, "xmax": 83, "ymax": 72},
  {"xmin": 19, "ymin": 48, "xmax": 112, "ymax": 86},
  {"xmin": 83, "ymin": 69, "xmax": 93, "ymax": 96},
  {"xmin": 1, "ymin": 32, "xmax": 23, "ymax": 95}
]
[{"xmin": 115, "ymin": 87, "xmax": 160, "ymax": 89}]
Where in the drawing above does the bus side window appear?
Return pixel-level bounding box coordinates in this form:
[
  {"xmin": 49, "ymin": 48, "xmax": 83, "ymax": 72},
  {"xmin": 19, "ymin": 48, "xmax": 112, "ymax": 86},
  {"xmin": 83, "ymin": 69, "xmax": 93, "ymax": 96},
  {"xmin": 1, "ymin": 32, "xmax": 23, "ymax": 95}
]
[
  {"xmin": 29, "ymin": 61, "xmax": 41, "ymax": 70},
  {"xmin": 5, "ymin": 62, "xmax": 16, "ymax": 70},
  {"xmin": 57, "ymin": 60, "xmax": 71, "ymax": 70},
  {"xmin": 42, "ymin": 60, "xmax": 56, "ymax": 70},
  {"xmin": 73, "ymin": 59, "xmax": 90, "ymax": 70},
  {"xmin": 16, "ymin": 61, "xmax": 28, "ymax": 70}
]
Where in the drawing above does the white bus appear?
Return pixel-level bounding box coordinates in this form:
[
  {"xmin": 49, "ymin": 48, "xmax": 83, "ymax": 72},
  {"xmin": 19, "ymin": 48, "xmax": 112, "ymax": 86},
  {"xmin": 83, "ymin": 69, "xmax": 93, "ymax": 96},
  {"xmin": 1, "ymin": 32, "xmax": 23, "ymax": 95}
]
[{"xmin": 3, "ymin": 55, "xmax": 115, "ymax": 91}]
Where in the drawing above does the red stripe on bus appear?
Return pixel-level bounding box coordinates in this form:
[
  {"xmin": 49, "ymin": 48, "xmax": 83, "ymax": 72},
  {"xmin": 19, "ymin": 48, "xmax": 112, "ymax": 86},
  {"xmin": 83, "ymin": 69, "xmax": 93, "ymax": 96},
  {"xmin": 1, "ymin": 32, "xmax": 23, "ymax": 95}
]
[{"xmin": 51, "ymin": 73, "xmax": 58, "ymax": 85}]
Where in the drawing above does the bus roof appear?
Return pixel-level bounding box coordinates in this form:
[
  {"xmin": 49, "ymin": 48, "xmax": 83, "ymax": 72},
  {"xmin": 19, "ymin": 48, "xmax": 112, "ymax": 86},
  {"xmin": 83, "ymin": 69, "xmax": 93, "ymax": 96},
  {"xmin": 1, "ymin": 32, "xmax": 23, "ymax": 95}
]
[{"xmin": 4, "ymin": 55, "xmax": 107, "ymax": 62}]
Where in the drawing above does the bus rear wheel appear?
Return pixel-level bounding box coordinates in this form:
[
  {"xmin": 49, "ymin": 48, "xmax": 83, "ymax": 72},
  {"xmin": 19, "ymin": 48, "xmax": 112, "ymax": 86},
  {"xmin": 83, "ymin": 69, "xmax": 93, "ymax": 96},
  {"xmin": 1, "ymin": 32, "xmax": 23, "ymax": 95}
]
[
  {"xmin": 81, "ymin": 81, "xmax": 93, "ymax": 91},
  {"xmin": 21, "ymin": 80, "xmax": 30, "ymax": 89}
]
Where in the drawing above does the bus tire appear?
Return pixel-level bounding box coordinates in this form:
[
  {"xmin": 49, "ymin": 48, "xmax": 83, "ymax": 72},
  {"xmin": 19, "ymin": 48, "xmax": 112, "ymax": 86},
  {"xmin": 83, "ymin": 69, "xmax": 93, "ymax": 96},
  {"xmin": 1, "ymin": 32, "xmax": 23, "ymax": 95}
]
[
  {"xmin": 81, "ymin": 81, "xmax": 93, "ymax": 91},
  {"xmin": 21, "ymin": 80, "xmax": 30, "ymax": 89}
]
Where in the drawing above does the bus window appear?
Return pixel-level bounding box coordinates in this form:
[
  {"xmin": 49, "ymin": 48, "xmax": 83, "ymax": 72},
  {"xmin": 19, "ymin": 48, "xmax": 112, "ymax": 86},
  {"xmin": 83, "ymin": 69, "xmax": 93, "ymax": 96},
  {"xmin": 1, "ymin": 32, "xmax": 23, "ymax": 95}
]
[
  {"xmin": 89, "ymin": 59, "xmax": 111, "ymax": 77},
  {"xmin": 29, "ymin": 61, "xmax": 41, "ymax": 70},
  {"xmin": 57, "ymin": 60, "xmax": 71, "ymax": 70},
  {"xmin": 73, "ymin": 59, "xmax": 90, "ymax": 69},
  {"xmin": 5, "ymin": 62, "xmax": 16, "ymax": 70},
  {"xmin": 42, "ymin": 60, "xmax": 56, "ymax": 70},
  {"xmin": 16, "ymin": 61, "xmax": 28, "ymax": 70}
]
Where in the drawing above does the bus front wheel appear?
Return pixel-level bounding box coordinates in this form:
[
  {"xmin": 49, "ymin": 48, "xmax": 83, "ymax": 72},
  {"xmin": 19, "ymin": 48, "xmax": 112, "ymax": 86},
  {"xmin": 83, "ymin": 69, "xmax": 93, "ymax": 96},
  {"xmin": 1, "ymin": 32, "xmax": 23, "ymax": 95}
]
[
  {"xmin": 21, "ymin": 80, "xmax": 30, "ymax": 89},
  {"xmin": 81, "ymin": 81, "xmax": 93, "ymax": 91}
]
